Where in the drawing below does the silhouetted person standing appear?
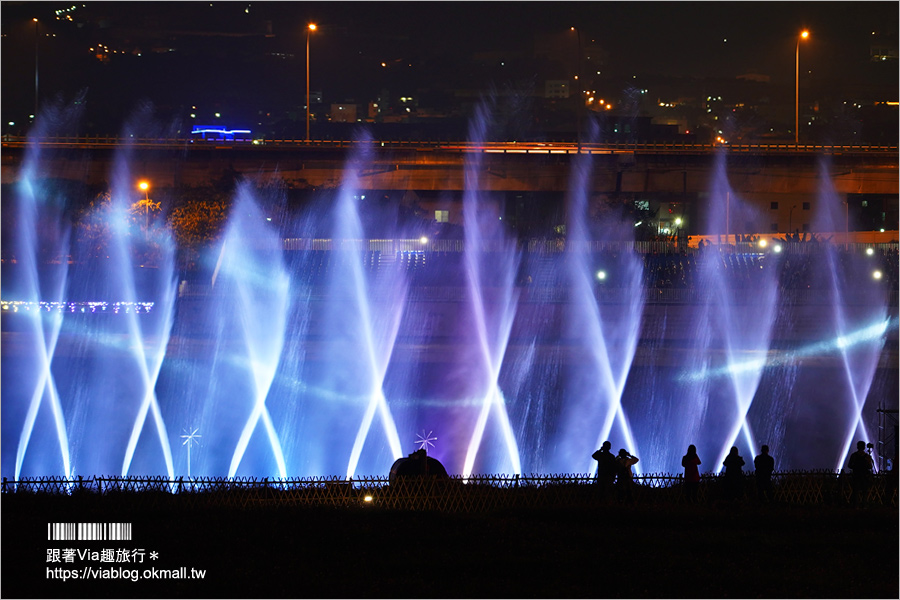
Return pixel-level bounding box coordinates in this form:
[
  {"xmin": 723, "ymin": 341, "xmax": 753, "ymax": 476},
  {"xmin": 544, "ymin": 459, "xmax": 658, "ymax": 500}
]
[
  {"xmin": 753, "ymin": 445, "xmax": 775, "ymax": 503},
  {"xmin": 681, "ymin": 444, "xmax": 702, "ymax": 503},
  {"xmin": 722, "ymin": 446, "xmax": 745, "ymax": 501},
  {"xmin": 847, "ymin": 440, "xmax": 874, "ymax": 507},
  {"xmin": 592, "ymin": 441, "xmax": 617, "ymax": 500},
  {"xmin": 616, "ymin": 449, "xmax": 639, "ymax": 503}
]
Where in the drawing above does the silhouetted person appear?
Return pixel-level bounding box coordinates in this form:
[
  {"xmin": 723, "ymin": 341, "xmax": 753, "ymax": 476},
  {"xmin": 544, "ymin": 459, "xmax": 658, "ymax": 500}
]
[
  {"xmin": 592, "ymin": 441, "xmax": 617, "ymax": 499},
  {"xmin": 722, "ymin": 446, "xmax": 745, "ymax": 501},
  {"xmin": 616, "ymin": 449, "xmax": 639, "ymax": 503},
  {"xmin": 681, "ymin": 444, "xmax": 702, "ymax": 503},
  {"xmin": 847, "ymin": 440, "xmax": 874, "ymax": 507},
  {"xmin": 753, "ymin": 444, "xmax": 775, "ymax": 503}
]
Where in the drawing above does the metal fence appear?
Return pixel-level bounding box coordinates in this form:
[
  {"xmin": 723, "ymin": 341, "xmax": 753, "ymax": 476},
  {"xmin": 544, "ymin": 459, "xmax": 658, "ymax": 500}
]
[{"xmin": 3, "ymin": 472, "xmax": 895, "ymax": 512}]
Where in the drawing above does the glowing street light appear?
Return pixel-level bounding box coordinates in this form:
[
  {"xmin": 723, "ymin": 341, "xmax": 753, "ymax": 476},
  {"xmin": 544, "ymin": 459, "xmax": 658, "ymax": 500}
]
[
  {"xmin": 306, "ymin": 23, "xmax": 317, "ymax": 142},
  {"xmin": 795, "ymin": 29, "xmax": 810, "ymax": 145},
  {"xmin": 138, "ymin": 180, "xmax": 150, "ymax": 230}
]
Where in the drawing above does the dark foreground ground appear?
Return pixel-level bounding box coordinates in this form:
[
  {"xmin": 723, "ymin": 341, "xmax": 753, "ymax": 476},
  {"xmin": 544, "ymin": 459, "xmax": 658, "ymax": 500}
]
[{"xmin": 1, "ymin": 493, "xmax": 897, "ymax": 599}]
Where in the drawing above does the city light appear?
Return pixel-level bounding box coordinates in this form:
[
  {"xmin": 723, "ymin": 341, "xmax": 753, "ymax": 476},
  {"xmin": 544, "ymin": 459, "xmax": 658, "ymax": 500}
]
[{"xmin": 596, "ymin": 270, "xmax": 607, "ymax": 281}]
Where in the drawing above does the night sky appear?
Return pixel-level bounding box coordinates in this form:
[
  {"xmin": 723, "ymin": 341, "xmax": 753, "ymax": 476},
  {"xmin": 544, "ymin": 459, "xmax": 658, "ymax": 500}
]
[{"xmin": 1, "ymin": 1, "xmax": 897, "ymax": 132}]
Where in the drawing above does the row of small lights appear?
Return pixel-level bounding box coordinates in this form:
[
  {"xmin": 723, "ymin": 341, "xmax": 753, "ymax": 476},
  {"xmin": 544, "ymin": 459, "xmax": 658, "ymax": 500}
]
[
  {"xmin": 1, "ymin": 301, "xmax": 155, "ymax": 314},
  {"xmin": 594, "ymin": 241, "xmax": 888, "ymax": 282}
]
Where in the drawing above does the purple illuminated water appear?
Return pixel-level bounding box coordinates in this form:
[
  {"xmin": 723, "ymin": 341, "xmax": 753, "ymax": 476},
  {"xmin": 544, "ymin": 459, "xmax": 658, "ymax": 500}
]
[{"xmin": 2, "ymin": 110, "xmax": 895, "ymax": 480}]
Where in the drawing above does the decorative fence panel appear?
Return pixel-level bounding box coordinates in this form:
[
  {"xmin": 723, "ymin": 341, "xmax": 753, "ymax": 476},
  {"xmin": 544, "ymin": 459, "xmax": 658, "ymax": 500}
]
[{"xmin": 3, "ymin": 472, "xmax": 895, "ymax": 512}]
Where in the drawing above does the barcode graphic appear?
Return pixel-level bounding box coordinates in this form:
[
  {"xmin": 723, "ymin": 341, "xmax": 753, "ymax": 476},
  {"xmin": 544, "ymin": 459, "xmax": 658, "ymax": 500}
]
[{"xmin": 47, "ymin": 523, "xmax": 132, "ymax": 541}]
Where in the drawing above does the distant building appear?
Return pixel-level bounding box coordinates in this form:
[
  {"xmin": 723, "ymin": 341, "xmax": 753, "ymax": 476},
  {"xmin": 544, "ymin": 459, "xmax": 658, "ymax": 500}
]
[
  {"xmin": 545, "ymin": 80, "xmax": 570, "ymax": 99},
  {"xmin": 330, "ymin": 104, "xmax": 358, "ymax": 123},
  {"xmin": 870, "ymin": 42, "xmax": 898, "ymax": 61}
]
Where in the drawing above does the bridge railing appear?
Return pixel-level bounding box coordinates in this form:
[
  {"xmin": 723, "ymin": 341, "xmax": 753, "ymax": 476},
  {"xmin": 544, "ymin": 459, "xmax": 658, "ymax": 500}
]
[
  {"xmin": 3, "ymin": 472, "xmax": 895, "ymax": 511},
  {"xmin": 2, "ymin": 135, "xmax": 897, "ymax": 155}
]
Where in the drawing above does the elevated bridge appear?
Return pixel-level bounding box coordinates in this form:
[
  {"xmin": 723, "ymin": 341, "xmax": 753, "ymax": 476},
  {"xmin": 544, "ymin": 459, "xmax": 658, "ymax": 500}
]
[
  {"xmin": 2, "ymin": 137, "xmax": 897, "ymax": 193},
  {"xmin": 2, "ymin": 137, "xmax": 897, "ymax": 232}
]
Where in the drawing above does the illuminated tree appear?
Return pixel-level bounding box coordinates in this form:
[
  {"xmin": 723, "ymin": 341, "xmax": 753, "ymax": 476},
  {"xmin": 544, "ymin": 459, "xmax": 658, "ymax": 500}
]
[
  {"xmin": 73, "ymin": 191, "xmax": 166, "ymax": 265},
  {"xmin": 167, "ymin": 187, "xmax": 230, "ymax": 268}
]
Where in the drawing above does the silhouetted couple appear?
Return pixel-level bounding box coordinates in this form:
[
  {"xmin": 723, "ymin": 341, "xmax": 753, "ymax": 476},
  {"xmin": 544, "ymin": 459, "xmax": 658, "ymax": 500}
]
[{"xmin": 592, "ymin": 441, "xmax": 639, "ymax": 502}]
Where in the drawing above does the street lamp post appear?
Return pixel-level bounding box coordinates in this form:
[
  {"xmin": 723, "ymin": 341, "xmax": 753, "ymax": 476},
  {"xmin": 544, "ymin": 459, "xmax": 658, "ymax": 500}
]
[
  {"xmin": 570, "ymin": 27, "xmax": 583, "ymax": 152},
  {"xmin": 795, "ymin": 30, "xmax": 809, "ymax": 145},
  {"xmin": 33, "ymin": 18, "xmax": 39, "ymax": 119},
  {"xmin": 138, "ymin": 181, "xmax": 150, "ymax": 231},
  {"xmin": 306, "ymin": 23, "xmax": 317, "ymax": 143}
]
